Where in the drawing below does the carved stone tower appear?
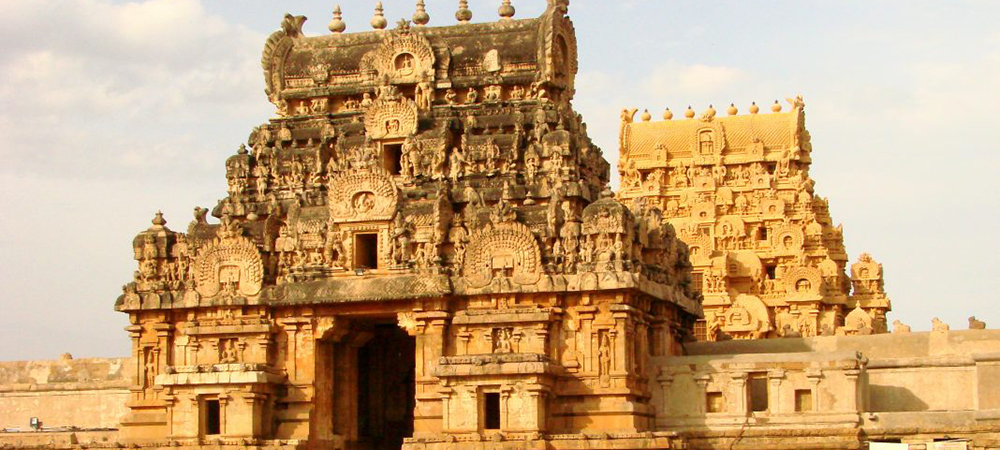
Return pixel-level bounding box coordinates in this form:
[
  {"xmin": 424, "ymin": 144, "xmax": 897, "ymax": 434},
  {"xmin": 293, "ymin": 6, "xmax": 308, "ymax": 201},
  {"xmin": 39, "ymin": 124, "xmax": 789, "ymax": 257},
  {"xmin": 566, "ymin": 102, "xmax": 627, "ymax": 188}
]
[
  {"xmin": 116, "ymin": 3, "xmax": 698, "ymax": 449},
  {"xmin": 617, "ymin": 101, "xmax": 891, "ymax": 340}
]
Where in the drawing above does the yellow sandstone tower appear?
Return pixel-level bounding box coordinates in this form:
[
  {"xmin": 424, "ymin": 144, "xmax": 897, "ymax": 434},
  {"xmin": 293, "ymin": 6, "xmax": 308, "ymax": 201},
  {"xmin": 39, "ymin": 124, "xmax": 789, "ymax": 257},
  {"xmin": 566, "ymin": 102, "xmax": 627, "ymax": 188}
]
[{"xmin": 616, "ymin": 100, "xmax": 891, "ymax": 340}]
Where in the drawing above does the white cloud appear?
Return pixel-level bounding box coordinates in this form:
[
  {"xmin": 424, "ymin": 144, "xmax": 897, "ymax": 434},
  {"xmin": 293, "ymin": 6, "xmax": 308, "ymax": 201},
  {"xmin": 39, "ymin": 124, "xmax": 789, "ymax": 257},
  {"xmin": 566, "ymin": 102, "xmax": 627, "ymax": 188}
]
[
  {"xmin": 0, "ymin": 0, "xmax": 271, "ymax": 181},
  {"xmin": 0, "ymin": 0, "xmax": 272, "ymax": 360},
  {"xmin": 644, "ymin": 61, "xmax": 747, "ymax": 98}
]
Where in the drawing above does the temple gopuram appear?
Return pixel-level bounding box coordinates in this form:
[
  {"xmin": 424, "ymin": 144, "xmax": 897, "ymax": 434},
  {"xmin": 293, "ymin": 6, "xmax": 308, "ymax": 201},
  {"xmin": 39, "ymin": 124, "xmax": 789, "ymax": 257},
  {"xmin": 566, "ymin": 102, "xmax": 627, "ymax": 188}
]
[
  {"xmin": 617, "ymin": 102, "xmax": 891, "ymax": 340},
  {"xmin": 114, "ymin": 2, "xmax": 699, "ymax": 448},
  {"xmin": 3, "ymin": 2, "xmax": 999, "ymax": 450}
]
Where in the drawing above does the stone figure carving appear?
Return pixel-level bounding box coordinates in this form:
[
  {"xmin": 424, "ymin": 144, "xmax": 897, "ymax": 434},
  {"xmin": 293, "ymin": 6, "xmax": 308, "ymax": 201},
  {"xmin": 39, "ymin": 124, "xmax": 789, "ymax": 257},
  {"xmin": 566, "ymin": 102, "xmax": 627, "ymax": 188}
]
[
  {"xmin": 969, "ymin": 316, "xmax": 987, "ymax": 330},
  {"xmin": 598, "ymin": 332, "xmax": 611, "ymax": 378},
  {"xmin": 390, "ymin": 215, "xmax": 412, "ymax": 266},
  {"xmin": 892, "ymin": 319, "xmax": 911, "ymax": 334},
  {"xmin": 219, "ymin": 339, "xmax": 239, "ymax": 363},
  {"xmin": 143, "ymin": 350, "xmax": 156, "ymax": 390},
  {"xmin": 932, "ymin": 317, "xmax": 950, "ymax": 332},
  {"xmin": 493, "ymin": 328, "xmax": 514, "ymax": 353}
]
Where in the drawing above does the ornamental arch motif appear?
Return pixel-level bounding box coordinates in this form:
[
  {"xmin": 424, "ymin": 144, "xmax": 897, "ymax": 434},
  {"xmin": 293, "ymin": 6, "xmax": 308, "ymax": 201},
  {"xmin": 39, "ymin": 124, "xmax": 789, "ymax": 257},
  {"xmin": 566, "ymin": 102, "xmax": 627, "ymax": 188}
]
[
  {"xmin": 463, "ymin": 222, "xmax": 541, "ymax": 289},
  {"xmin": 194, "ymin": 235, "xmax": 264, "ymax": 298},
  {"xmin": 363, "ymin": 98, "xmax": 418, "ymax": 140},
  {"xmin": 328, "ymin": 168, "xmax": 398, "ymax": 223},
  {"xmin": 360, "ymin": 33, "xmax": 435, "ymax": 83}
]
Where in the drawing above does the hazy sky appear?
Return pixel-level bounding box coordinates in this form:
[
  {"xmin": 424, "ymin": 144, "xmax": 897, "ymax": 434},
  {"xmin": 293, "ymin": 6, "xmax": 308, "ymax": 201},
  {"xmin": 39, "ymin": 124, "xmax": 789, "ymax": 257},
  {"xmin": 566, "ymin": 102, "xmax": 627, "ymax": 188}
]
[{"xmin": 0, "ymin": 0, "xmax": 997, "ymax": 361}]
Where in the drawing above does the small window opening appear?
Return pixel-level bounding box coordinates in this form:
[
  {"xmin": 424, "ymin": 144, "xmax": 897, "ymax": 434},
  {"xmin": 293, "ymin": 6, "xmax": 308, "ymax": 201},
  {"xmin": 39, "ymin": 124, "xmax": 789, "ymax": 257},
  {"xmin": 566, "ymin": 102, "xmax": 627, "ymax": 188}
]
[
  {"xmin": 795, "ymin": 389, "xmax": 813, "ymax": 412},
  {"xmin": 748, "ymin": 374, "xmax": 769, "ymax": 412},
  {"xmin": 693, "ymin": 320, "xmax": 707, "ymax": 341},
  {"xmin": 706, "ymin": 392, "xmax": 725, "ymax": 413},
  {"xmin": 383, "ymin": 143, "xmax": 403, "ymax": 175},
  {"xmin": 204, "ymin": 399, "xmax": 221, "ymax": 436},
  {"xmin": 758, "ymin": 226, "xmax": 768, "ymax": 240},
  {"xmin": 765, "ymin": 263, "xmax": 777, "ymax": 280},
  {"xmin": 484, "ymin": 392, "xmax": 501, "ymax": 430},
  {"xmin": 354, "ymin": 233, "xmax": 378, "ymax": 270},
  {"xmin": 698, "ymin": 130, "xmax": 714, "ymax": 155},
  {"xmin": 691, "ymin": 272, "xmax": 703, "ymax": 295}
]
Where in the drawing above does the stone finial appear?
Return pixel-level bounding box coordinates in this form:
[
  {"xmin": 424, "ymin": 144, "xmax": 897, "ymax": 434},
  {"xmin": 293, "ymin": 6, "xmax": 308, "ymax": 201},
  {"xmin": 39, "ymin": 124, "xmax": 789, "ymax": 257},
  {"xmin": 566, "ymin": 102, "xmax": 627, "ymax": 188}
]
[
  {"xmin": 727, "ymin": 103, "xmax": 738, "ymax": 115},
  {"xmin": 749, "ymin": 101, "xmax": 759, "ymax": 114},
  {"xmin": 456, "ymin": 0, "xmax": 472, "ymax": 23},
  {"xmin": 684, "ymin": 105, "xmax": 695, "ymax": 119},
  {"xmin": 663, "ymin": 107, "xmax": 673, "ymax": 120},
  {"xmin": 152, "ymin": 211, "xmax": 167, "ymax": 227},
  {"xmin": 413, "ymin": 0, "xmax": 430, "ymax": 25},
  {"xmin": 969, "ymin": 316, "xmax": 987, "ymax": 330},
  {"xmin": 371, "ymin": 2, "xmax": 388, "ymax": 30},
  {"xmin": 329, "ymin": 4, "xmax": 346, "ymax": 33},
  {"xmin": 237, "ymin": 143, "xmax": 248, "ymax": 154},
  {"xmin": 499, "ymin": 0, "xmax": 516, "ymax": 19},
  {"xmin": 640, "ymin": 109, "xmax": 652, "ymax": 122},
  {"xmin": 703, "ymin": 105, "xmax": 716, "ymax": 119},
  {"xmin": 771, "ymin": 100, "xmax": 782, "ymax": 113}
]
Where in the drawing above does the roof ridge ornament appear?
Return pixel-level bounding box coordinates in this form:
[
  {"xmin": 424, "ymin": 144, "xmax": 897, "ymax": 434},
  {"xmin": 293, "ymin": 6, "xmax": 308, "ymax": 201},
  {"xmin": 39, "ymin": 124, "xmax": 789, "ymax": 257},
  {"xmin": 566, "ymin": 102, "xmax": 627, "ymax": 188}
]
[
  {"xmin": 281, "ymin": 13, "xmax": 306, "ymax": 39},
  {"xmin": 151, "ymin": 211, "xmax": 167, "ymax": 229},
  {"xmin": 499, "ymin": 0, "xmax": 516, "ymax": 20},
  {"xmin": 329, "ymin": 5, "xmax": 346, "ymax": 34},
  {"xmin": 395, "ymin": 19, "xmax": 412, "ymax": 34},
  {"xmin": 456, "ymin": 0, "xmax": 472, "ymax": 24},
  {"xmin": 413, "ymin": 0, "xmax": 430, "ymax": 26},
  {"xmin": 371, "ymin": 1, "xmax": 388, "ymax": 30}
]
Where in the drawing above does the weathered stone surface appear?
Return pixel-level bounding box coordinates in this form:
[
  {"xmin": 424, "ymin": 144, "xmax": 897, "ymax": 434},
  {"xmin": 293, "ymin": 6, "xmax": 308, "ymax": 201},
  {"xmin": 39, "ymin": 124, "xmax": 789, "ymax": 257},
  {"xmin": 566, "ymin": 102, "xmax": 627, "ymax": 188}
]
[
  {"xmin": 110, "ymin": 2, "xmax": 698, "ymax": 449},
  {"xmin": 0, "ymin": 357, "xmax": 129, "ymax": 432},
  {"xmin": 617, "ymin": 100, "xmax": 891, "ymax": 340},
  {"xmin": 3, "ymin": 3, "xmax": 999, "ymax": 450}
]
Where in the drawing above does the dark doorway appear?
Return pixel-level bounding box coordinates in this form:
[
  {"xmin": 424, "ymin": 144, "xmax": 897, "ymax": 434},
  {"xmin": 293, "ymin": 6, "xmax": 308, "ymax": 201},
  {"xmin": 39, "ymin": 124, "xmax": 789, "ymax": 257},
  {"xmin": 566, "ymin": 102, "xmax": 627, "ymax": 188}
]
[
  {"xmin": 483, "ymin": 392, "xmax": 501, "ymax": 430},
  {"xmin": 356, "ymin": 323, "xmax": 415, "ymax": 450},
  {"xmin": 383, "ymin": 143, "xmax": 403, "ymax": 175},
  {"xmin": 203, "ymin": 398, "xmax": 221, "ymax": 436},
  {"xmin": 354, "ymin": 233, "xmax": 379, "ymax": 270}
]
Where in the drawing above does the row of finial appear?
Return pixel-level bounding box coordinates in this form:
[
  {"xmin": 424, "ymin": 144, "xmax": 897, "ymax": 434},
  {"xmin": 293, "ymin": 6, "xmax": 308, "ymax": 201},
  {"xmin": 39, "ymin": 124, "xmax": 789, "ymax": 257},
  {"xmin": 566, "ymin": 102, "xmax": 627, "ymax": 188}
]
[
  {"xmin": 637, "ymin": 100, "xmax": 790, "ymax": 122},
  {"xmin": 329, "ymin": 0, "xmax": 517, "ymax": 33}
]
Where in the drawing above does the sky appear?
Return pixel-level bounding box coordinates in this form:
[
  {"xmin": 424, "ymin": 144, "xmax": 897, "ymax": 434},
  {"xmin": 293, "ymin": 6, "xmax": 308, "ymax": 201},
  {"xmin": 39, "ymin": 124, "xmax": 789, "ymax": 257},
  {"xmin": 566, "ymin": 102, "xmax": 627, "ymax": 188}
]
[{"xmin": 0, "ymin": 0, "xmax": 997, "ymax": 361}]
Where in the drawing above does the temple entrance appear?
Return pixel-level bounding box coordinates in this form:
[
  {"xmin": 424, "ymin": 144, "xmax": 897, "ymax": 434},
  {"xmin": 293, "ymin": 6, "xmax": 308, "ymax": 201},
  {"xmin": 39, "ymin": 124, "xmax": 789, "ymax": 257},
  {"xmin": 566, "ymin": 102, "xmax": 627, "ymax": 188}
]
[
  {"xmin": 320, "ymin": 318, "xmax": 415, "ymax": 450},
  {"xmin": 357, "ymin": 323, "xmax": 415, "ymax": 450}
]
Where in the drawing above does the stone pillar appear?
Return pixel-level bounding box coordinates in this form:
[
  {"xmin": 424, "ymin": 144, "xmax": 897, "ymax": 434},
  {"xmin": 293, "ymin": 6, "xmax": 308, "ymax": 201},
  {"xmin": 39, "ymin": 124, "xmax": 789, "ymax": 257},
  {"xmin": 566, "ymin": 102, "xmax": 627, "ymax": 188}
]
[
  {"xmin": 576, "ymin": 306, "xmax": 596, "ymax": 374},
  {"xmin": 841, "ymin": 368, "xmax": 858, "ymax": 413},
  {"xmin": 805, "ymin": 368, "xmax": 824, "ymax": 412},
  {"xmin": 694, "ymin": 373, "xmax": 711, "ymax": 414},
  {"xmin": 411, "ymin": 309, "xmax": 450, "ymax": 438},
  {"xmin": 729, "ymin": 372, "xmax": 748, "ymax": 414},
  {"xmin": 311, "ymin": 316, "xmax": 347, "ymax": 445},
  {"xmin": 768, "ymin": 369, "xmax": 785, "ymax": 413}
]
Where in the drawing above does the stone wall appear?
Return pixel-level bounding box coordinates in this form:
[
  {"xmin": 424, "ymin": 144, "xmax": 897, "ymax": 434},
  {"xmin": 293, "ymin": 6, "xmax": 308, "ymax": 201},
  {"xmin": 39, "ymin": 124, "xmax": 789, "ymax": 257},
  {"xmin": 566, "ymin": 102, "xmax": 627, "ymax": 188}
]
[
  {"xmin": 0, "ymin": 357, "xmax": 130, "ymax": 431},
  {"xmin": 669, "ymin": 330, "xmax": 1000, "ymax": 447}
]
